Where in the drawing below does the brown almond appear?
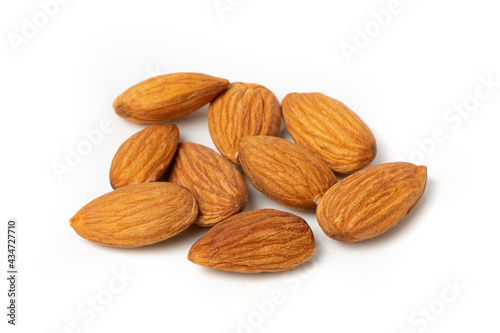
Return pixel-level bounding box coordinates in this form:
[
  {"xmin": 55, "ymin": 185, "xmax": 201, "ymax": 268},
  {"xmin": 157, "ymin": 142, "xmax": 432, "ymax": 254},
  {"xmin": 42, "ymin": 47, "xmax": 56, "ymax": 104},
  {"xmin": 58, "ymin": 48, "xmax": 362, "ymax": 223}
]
[
  {"xmin": 169, "ymin": 142, "xmax": 248, "ymax": 227},
  {"xmin": 208, "ymin": 82, "xmax": 281, "ymax": 164},
  {"xmin": 282, "ymin": 92, "xmax": 376, "ymax": 174},
  {"xmin": 113, "ymin": 72, "xmax": 229, "ymax": 123},
  {"xmin": 109, "ymin": 124, "xmax": 179, "ymax": 189},
  {"xmin": 238, "ymin": 136, "xmax": 337, "ymax": 210},
  {"xmin": 188, "ymin": 209, "xmax": 315, "ymax": 273},
  {"xmin": 70, "ymin": 182, "xmax": 198, "ymax": 248},
  {"xmin": 317, "ymin": 162, "xmax": 427, "ymax": 242}
]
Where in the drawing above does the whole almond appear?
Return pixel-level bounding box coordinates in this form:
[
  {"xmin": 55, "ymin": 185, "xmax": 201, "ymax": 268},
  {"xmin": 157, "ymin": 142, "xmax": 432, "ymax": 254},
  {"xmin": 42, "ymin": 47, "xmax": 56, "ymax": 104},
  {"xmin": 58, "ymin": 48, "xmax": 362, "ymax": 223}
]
[
  {"xmin": 109, "ymin": 124, "xmax": 179, "ymax": 189},
  {"xmin": 188, "ymin": 209, "xmax": 315, "ymax": 273},
  {"xmin": 238, "ymin": 136, "xmax": 337, "ymax": 210},
  {"xmin": 70, "ymin": 182, "xmax": 198, "ymax": 248},
  {"xmin": 169, "ymin": 142, "xmax": 248, "ymax": 227},
  {"xmin": 113, "ymin": 72, "xmax": 229, "ymax": 123},
  {"xmin": 208, "ymin": 82, "xmax": 281, "ymax": 164},
  {"xmin": 282, "ymin": 92, "xmax": 376, "ymax": 174},
  {"xmin": 317, "ymin": 162, "xmax": 427, "ymax": 242}
]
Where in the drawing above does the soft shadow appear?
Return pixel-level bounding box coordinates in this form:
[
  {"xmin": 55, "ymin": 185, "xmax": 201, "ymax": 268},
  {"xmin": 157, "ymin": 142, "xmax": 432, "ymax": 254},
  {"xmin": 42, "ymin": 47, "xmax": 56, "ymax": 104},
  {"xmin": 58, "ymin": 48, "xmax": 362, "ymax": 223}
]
[
  {"xmin": 174, "ymin": 105, "xmax": 209, "ymax": 130},
  {"xmin": 157, "ymin": 165, "xmax": 172, "ymax": 182},
  {"xmin": 137, "ymin": 224, "xmax": 208, "ymax": 252},
  {"xmin": 278, "ymin": 125, "xmax": 292, "ymax": 140},
  {"xmin": 242, "ymin": 186, "xmax": 274, "ymax": 212},
  {"xmin": 370, "ymin": 136, "xmax": 389, "ymax": 167},
  {"xmin": 94, "ymin": 224, "xmax": 208, "ymax": 254},
  {"xmin": 191, "ymin": 244, "xmax": 322, "ymax": 282}
]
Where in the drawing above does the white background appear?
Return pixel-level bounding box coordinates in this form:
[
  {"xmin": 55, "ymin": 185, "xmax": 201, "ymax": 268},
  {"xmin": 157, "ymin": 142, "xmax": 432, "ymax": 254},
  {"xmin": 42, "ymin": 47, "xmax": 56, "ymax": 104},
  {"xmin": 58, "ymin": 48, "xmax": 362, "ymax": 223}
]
[{"xmin": 1, "ymin": 0, "xmax": 499, "ymax": 332}]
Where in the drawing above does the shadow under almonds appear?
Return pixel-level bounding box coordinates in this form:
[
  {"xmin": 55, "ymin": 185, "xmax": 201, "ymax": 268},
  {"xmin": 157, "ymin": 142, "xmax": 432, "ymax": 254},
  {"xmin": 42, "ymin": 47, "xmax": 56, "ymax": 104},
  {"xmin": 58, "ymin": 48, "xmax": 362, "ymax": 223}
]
[
  {"xmin": 89, "ymin": 223, "xmax": 208, "ymax": 255},
  {"xmin": 194, "ymin": 256, "xmax": 319, "ymax": 283},
  {"xmin": 138, "ymin": 223, "xmax": 208, "ymax": 253},
  {"xmin": 173, "ymin": 105, "xmax": 210, "ymax": 131}
]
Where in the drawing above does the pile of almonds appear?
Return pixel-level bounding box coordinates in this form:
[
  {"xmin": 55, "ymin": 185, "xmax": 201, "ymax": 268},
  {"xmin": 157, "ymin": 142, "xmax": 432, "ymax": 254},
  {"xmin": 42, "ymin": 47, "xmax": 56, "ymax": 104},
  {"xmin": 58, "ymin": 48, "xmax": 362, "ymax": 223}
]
[{"xmin": 70, "ymin": 72, "xmax": 427, "ymax": 273}]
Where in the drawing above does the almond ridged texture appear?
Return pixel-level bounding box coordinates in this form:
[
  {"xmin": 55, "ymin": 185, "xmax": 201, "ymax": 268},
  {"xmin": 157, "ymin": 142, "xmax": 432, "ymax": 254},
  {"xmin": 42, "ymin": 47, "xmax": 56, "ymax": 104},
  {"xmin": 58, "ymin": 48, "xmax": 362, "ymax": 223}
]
[
  {"xmin": 282, "ymin": 92, "xmax": 376, "ymax": 174},
  {"xmin": 70, "ymin": 182, "xmax": 198, "ymax": 248},
  {"xmin": 113, "ymin": 72, "xmax": 229, "ymax": 123},
  {"xmin": 317, "ymin": 162, "xmax": 427, "ymax": 242},
  {"xmin": 238, "ymin": 136, "xmax": 337, "ymax": 210},
  {"xmin": 109, "ymin": 124, "xmax": 179, "ymax": 189},
  {"xmin": 169, "ymin": 142, "xmax": 248, "ymax": 227},
  {"xmin": 188, "ymin": 209, "xmax": 315, "ymax": 273},
  {"xmin": 208, "ymin": 82, "xmax": 281, "ymax": 164}
]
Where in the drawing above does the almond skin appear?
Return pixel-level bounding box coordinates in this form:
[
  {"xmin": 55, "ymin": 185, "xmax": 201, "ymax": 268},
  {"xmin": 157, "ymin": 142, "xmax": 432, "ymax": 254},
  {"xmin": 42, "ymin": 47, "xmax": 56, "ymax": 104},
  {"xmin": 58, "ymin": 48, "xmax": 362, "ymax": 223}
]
[
  {"xmin": 169, "ymin": 142, "xmax": 248, "ymax": 227},
  {"xmin": 113, "ymin": 72, "xmax": 229, "ymax": 123},
  {"xmin": 282, "ymin": 92, "xmax": 376, "ymax": 174},
  {"xmin": 70, "ymin": 182, "xmax": 198, "ymax": 248},
  {"xmin": 238, "ymin": 136, "xmax": 337, "ymax": 210},
  {"xmin": 188, "ymin": 209, "xmax": 315, "ymax": 273},
  {"xmin": 109, "ymin": 124, "xmax": 179, "ymax": 189},
  {"xmin": 208, "ymin": 82, "xmax": 281, "ymax": 164},
  {"xmin": 317, "ymin": 162, "xmax": 427, "ymax": 242}
]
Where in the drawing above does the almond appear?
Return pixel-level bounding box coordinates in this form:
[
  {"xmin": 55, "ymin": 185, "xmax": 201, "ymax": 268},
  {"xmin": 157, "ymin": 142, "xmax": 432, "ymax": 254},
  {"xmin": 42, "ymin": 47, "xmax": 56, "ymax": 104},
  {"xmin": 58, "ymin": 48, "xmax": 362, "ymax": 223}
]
[
  {"xmin": 317, "ymin": 162, "xmax": 427, "ymax": 242},
  {"xmin": 282, "ymin": 92, "xmax": 376, "ymax": 174},
  {"xmin": 169, "ymin": 142, "xmax": 248, "ymax": 227},
  {"xmin": 109, "ymin": 124, "xmax": 179, "ymax": 189},
  {"xmin": 188, "ymin": 209, "xmax": 315, "ymax": 273},
  {"xmin": 208, "ymin": 82, "xmax": 281, "ymax": 164},
  {"xmin": 113, "ymin": 72, "xmax": 229, "ymax": 123},
  {"xmin": 70, "ymin": 182, "xmax": 198, "ymax": 248},
  {"xmin": 238, "ymin": 136, "xmax": 337, "ymax": 210}
]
